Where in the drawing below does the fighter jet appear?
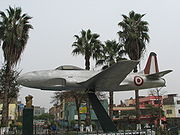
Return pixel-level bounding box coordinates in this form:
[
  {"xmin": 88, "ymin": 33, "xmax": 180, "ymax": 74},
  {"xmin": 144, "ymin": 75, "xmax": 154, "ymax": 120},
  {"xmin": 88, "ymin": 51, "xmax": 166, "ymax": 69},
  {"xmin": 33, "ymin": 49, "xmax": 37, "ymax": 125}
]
[
  {"xmin": 17, "ymin": 52, "xmax": 172, "ymax": 133},
  {"xmin": 18, "ymin": 52, "xmax": 172, "ymax": 92}
]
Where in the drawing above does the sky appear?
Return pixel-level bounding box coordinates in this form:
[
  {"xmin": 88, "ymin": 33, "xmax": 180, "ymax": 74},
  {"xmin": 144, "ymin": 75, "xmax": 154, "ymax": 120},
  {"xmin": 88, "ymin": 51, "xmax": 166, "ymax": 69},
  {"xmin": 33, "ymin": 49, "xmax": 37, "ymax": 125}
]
[{"xmin": 0, "ymin": 0, "xmax": 180, "ymax": 111}]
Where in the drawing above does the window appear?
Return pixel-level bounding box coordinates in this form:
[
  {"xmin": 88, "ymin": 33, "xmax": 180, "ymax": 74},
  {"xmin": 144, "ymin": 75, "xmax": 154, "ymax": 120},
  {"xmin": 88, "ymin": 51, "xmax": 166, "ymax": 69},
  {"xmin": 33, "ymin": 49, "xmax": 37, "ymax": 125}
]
[
  {"xmin": 177, "ymin": 100, "xmax": 180, "ymax": 104},
  {"xmin": 154, "ymin": 100, "xmax": 161, "ymax": 104},
  {"xmin": 178, "ymin": 110, "xmax": 180, "ymax": 114},
  {"xmin": 144, "ymin": 101, "xmax": 149, "ymax": 104},
  {"xmin": 166, "ymin": 110, "xmax": 172, "ymax": 114},
  {"xmin": 60, "ymin": 112, "xmax": 63, "ymax": 118}
]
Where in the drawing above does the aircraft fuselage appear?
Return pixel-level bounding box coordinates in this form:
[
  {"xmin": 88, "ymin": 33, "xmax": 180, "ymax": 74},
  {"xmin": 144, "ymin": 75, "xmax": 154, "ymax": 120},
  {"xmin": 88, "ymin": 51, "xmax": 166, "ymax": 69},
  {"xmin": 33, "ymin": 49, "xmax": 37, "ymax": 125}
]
[{"xmin": 18, "ymin": 69, "xmax": 165, "ymax": 91}]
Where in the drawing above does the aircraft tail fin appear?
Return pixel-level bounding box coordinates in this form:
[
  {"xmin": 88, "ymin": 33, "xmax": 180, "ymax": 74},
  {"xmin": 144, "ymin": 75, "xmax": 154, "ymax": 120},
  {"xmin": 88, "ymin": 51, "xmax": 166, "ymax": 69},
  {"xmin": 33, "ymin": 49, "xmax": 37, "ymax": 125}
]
[
  {"xmin": 144, "ymin": 52, "xmax": 173, "ymax": 78},
  {"xmin": 144, "ymin": 52, "xmax": 159, "ymax": 74}
]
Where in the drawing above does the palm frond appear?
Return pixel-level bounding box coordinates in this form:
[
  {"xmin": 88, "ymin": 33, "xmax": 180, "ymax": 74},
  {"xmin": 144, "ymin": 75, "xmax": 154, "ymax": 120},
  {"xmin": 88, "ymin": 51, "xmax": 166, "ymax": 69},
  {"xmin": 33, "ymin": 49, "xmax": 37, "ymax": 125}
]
[
  {"xmin": 118, "ymin": 11, "xmax": 149, "ymax": 61},
  {"xmin": 72, "ymin": 29, "xmax": 102, "ymax": 69},
  {"xmin": 0, "ymin": 6, "xmax": 32, "ymax": 67}
]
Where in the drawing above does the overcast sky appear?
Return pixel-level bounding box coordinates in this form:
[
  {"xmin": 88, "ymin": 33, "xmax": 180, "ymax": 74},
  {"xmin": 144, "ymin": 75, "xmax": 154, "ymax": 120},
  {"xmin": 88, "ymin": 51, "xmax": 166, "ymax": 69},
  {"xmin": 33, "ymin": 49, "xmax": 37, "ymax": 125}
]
[{"xmin": 0, "ymin": 0, "xmax": 180, "ymax": 110}]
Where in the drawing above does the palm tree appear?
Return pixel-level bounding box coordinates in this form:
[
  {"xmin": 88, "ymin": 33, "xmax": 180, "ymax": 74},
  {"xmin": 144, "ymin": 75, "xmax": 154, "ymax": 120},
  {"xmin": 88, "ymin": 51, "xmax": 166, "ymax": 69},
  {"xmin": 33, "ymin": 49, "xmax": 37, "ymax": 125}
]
[
  {"xmin": 118, "ymin": 10, "xmax": 149, "ymax": 124},
  {"xmin": 72, "ymin": 29, "xmax": 102, "ymax": 70},
  {"xmin": 96, "ymin": 40, "xmax": 125, "ymax": 119},
  {"xmin": 0, "ymin": 6, "xmax": 32, "ymax": 126},
  {"xmin": 96, "ymin": 40, "xmax": 125, "ymax": 66},
  {"xmin": 72, "ymin": 29, "xmax": 102, "ymax": 126}
]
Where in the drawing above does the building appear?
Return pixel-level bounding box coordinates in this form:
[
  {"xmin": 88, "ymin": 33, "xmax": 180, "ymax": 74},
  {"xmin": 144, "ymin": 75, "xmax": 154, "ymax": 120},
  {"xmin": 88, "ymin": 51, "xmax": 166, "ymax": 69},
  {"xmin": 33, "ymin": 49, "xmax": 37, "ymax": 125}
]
[
  {"xmin": 34, "ymin": 106, "xmax": 45, "ymax": 116},
  {"xmin": 49, "ymin": 104, "xmax": 62, "ymax": 120},
  {"xmin": 174, "ymin": 95, "xmax": 180, "ymax": 117},
  {"xmin": 113, "ymin": 95, "xmax": 163, "ymax": 129},
  {"xmin": 0, "ymin": 104, "xmax": 17, "ymax": 121},
  {"xmin": 162, "ymin": 94, "xmax": 176, "ymax": 118},
  {"xmin": 162, "ymin": 94, "xmax": 180, "ymax": 130},
  {"xmin": 49, "ymin": 96, "xmax": 108, "ymax": 129},
  {"xmin": 63, "ymin": 99, "xmax": 108, "ymax": 128},
  {"xmin": 113, "ymin": 93, "xmax": 180, "ymax": 130},
  {"xmin": 162, "ymin": 94, "xmax": 180, "ymax": 118},
  {"xmin": 49, "ymin": 106, "xmax": 56, "ymax": 117},
  {"xmin": 0, "ymin": 98, "xmax": 18, "ymax": 125}
]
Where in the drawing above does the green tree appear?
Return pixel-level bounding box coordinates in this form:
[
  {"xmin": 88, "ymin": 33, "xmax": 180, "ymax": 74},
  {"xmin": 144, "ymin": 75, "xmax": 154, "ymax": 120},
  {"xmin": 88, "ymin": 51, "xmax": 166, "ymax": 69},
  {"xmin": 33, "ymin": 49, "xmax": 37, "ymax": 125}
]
[
  {"xmin": 149, "ymin": 88, "xmax": 166, "ymax": 129},
  {"xmin": 96, "ymin": 40, "xmax": 125, "ymax": 119},
  {"xmin": 34, "ymin": 113, "xmax": 55, "ymax": 121},
  {"xmin": 0, "ymin": 6, "xmax": 32, "ymax": 126},
  {"xmin": 72, "ymin": 29, "xmax": 102, "ymax": 126},
  {"xmin": 118, "ymin": 11, "xmax": 149, "ymax": 124},
  {"xmin": 0, "ymin": 65, "xmax": 20, "ymax": 104}
]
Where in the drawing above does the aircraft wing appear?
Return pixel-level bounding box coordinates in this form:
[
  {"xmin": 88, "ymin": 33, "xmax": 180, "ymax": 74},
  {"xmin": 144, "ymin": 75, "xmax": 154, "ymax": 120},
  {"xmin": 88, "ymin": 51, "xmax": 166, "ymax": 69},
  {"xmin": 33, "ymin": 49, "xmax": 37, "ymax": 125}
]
[{"xmin": 79, "ymin": 60, "xmax": 139, "ymax": 91}]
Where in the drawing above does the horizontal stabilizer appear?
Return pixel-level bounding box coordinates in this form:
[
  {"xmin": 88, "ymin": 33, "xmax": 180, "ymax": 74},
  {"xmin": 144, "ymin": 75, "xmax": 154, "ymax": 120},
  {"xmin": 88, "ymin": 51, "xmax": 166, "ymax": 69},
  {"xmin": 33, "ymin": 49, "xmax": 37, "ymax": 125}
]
[
  {"xmin": 146, "ymin": 70, "xmax": 173, "ymax": 79},
  {"xmin": 80, "ymin": 60, "xmax": 139, "ymax": 90}
]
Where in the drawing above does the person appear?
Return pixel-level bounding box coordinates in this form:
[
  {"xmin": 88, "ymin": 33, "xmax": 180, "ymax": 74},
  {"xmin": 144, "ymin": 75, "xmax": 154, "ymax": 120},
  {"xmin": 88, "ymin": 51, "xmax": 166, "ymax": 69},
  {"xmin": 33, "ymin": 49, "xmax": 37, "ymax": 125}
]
[
  {"xmin": 51, "ymin": 124, "xmax": 57, "ymax": 134},
  {"xmin": 85, "ymin": 125, "xmax": 90, "ymax": 132},
  {"xmin": 161, "ymin": 116, "xmax": 167, "ymax": 130},
  {"xmin": 80, "ymin": 124, "xmax": 84, "ymax": 132}
]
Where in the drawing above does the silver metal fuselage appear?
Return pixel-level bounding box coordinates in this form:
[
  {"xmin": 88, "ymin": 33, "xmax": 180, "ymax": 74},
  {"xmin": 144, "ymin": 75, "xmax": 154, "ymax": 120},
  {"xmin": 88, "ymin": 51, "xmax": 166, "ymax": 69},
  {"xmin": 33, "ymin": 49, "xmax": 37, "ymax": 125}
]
[{"xmin": 18, "ymin": 69, "xmax": 165, "ymax": 91}]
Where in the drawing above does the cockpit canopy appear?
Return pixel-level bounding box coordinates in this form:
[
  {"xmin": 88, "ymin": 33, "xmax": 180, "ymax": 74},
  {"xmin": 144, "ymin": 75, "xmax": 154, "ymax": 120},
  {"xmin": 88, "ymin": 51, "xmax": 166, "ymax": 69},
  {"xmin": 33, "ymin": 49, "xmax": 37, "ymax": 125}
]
[{"xmin": 55, "ymin": 65, "xmax": 84, "ymax": 70}]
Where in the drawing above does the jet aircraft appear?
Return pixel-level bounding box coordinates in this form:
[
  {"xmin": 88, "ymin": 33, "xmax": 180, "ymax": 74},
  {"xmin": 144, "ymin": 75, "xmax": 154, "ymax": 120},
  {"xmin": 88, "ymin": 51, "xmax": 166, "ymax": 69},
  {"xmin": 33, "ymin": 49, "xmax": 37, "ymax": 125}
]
[
  {"xmin": 17, "ymin": 52, "xmax": 172, "ymax": 133},
  {"xmin": 18, "ymin": 52, "xmax": 172, "ymax": 92}
]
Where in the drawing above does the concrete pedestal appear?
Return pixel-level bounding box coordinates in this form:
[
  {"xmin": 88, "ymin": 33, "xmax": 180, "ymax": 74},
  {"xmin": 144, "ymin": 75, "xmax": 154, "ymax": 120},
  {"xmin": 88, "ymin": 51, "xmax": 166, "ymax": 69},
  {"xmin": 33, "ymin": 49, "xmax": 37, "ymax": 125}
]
[{"xmin": 22, "ymin": 107, "xmax": 33, "ymax": 135}]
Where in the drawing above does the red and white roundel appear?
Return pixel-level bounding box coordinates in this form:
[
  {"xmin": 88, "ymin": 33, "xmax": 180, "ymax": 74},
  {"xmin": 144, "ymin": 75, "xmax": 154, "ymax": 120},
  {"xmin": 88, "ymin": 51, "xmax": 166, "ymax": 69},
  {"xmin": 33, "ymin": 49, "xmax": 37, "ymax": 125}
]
[{"xmin": 134, "ymin": 76, "xmax": 144, "ymax": 86}]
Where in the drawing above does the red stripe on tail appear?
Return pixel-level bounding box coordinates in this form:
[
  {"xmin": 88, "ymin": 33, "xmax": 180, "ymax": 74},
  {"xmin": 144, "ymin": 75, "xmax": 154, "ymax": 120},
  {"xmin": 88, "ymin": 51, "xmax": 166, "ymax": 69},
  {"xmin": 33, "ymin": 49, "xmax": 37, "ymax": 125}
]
[{"xmin": 144, "ymin": 52, "xmax": 159, "ymax": 74}]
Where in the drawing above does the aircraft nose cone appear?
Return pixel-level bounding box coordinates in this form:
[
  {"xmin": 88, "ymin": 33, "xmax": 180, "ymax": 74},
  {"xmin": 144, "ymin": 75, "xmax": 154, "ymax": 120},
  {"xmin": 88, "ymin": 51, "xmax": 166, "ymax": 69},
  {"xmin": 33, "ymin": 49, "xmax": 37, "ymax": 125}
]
[
  {"xmin": 17, "ymin": 74, "xmax": 28, "ymax": 85},
  {"xmin": 17, "ymin": 72, "xmax": 35, "ymax": 86},
  {"xmin": 17, "ymin": 76, "xmax": 23, "ymax": 84}
]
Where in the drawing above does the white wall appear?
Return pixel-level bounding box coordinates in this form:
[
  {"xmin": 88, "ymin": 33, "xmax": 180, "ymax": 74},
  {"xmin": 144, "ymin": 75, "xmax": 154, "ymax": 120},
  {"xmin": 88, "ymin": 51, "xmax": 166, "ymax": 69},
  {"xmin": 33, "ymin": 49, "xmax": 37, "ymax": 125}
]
[{"xmin": 174, "ymin": 96, "xmax": 180, "ymax": 117}]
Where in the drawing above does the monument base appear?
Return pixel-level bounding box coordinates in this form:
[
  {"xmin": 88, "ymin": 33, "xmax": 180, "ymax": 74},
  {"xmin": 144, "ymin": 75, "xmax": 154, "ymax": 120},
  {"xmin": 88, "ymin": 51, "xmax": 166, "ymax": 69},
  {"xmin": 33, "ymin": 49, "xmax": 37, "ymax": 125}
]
[{"xmin": 22, "ymin": 107, "xmax": 34, "ymax": 135}]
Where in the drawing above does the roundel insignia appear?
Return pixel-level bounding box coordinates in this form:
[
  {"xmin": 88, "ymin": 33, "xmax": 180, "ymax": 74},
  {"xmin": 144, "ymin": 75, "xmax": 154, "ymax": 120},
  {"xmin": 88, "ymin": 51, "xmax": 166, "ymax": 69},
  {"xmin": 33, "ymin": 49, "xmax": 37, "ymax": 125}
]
[{"xmin": 134, "ymin": 76, "xmax": 144, "ymax": 86}]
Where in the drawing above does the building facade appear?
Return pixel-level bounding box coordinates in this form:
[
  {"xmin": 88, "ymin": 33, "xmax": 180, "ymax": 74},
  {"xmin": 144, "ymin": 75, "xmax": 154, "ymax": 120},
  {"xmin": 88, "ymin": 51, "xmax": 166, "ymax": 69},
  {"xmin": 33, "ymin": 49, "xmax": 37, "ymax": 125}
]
[
  {"xmin": 34, "ymin": 106, "xmax": 45, "ymax": 116},
  {"xmin": 113, "ymin": 95, "xmax": 163, "ymax": 129},
  {"xmin": 49, "ymin": 97, "xmax": 108, "ymax": 129},
  {"xmin": 173, "ymin": 95, "xmax": 180, "ymax": 117},
  {"xmin": 0, "ymin": 98, "xmax": 18, "ymax": 125},
  {"xmin": 162, "ymin": 94, "xmax": 180, "ymax": 118}
]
